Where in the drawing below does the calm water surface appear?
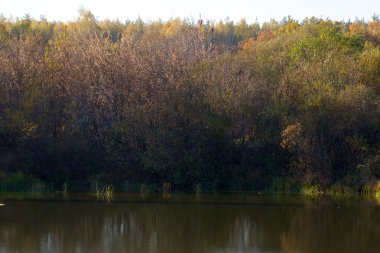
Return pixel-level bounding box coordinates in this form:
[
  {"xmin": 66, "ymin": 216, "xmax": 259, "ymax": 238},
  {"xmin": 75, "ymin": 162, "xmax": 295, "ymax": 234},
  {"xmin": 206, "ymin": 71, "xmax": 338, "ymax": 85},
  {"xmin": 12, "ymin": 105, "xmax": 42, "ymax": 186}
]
[{"xmin": 0, "ymin": 193, "xmax": 379, "ymax": 253}]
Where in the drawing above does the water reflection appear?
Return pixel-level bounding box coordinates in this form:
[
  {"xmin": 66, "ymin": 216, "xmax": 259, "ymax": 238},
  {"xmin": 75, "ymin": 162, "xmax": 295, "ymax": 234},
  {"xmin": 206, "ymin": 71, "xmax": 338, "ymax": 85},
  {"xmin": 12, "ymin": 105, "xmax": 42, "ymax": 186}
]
[{"xmin": 0, "ymin": 194, "xmax": 379, "ymax": 253}]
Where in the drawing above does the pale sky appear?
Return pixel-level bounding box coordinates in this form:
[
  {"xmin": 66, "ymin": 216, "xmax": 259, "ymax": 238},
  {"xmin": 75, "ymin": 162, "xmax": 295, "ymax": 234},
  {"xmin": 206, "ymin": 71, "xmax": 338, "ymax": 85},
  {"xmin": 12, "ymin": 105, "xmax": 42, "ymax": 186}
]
[{"xmin": 1, "ymin": 0, "xmax": 379, "ymax": 23}]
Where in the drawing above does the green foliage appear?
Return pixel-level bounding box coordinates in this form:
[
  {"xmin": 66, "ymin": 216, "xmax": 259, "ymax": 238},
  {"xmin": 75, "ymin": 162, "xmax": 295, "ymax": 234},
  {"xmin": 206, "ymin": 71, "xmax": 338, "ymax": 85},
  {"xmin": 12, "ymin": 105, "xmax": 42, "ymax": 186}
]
[
  {"xmin": 270, "ymin": 177, "xmax": 299, "ymax": 192},
  {"xmin": 0, "ymin": 172, "xmax": 44, "ymax": 192}
]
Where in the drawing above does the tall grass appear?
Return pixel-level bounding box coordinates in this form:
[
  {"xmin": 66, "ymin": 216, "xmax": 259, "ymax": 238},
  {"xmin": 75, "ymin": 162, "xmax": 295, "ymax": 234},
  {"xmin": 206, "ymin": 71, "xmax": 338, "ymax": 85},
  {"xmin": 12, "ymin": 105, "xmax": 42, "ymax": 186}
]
[
  {"xmin": 361, "ymin": 181, "xmax": 380, "ymax": 198},
  {"xmin": 162, "ymin": 182, "xmax": 172, "ymax": 199},
  {"xmin": 301, "ymin": 185, "xmax": 323, "ymax": 197},
  {"xmin": 95, "ymin": 183, "xmax": 114, "ymax": 202},
  {"xmin": 373, "ymin": 182, "xmax": 380, "ymax": 199},
  {"xmin": 162, "ymin": 182, "xmax": 172, "ymax": 193}
]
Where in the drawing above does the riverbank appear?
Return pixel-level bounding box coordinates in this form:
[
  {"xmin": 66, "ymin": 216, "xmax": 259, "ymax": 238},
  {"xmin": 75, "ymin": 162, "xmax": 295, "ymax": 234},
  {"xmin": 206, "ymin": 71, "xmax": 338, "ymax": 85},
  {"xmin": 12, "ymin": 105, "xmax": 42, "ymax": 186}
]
[
  {"xmin": 1, "ymin": 172, "xmax": 380, "ymax": 200},
  {"xmin": 1, "ymin": 16, "xmax": 380, "ymax": 200}
]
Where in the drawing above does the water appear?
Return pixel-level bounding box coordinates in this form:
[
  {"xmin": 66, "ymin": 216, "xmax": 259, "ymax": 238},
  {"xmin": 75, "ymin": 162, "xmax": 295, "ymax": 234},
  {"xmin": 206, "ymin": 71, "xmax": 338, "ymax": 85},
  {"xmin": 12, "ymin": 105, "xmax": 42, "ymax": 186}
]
[{"xmin": 0, "ymin": 193, "xmax": 379, "ymax": 253}]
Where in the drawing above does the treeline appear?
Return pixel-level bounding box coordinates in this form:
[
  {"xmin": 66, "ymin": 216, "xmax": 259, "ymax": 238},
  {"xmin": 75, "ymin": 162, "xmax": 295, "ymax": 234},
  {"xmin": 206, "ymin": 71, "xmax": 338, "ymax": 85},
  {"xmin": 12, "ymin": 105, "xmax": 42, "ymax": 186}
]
[{"xmin": 0, "ymin": 10, "xmax": 380, "ymax": 192}]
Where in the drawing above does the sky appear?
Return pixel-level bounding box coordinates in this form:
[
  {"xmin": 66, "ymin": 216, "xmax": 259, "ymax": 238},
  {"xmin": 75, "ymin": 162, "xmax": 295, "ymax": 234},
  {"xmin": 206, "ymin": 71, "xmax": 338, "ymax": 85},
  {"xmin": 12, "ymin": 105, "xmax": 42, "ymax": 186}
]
[{"xmin": 1, "ymin": 0, "xmax": 379, "ymax": 23}]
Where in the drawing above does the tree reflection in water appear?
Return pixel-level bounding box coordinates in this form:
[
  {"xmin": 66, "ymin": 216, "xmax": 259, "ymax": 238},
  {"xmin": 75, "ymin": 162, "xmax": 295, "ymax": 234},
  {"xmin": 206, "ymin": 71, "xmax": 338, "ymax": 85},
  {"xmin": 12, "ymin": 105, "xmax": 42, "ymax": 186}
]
[{"xmin": 0, "ymin": 194, "xmax": 379, "ymax": 253}]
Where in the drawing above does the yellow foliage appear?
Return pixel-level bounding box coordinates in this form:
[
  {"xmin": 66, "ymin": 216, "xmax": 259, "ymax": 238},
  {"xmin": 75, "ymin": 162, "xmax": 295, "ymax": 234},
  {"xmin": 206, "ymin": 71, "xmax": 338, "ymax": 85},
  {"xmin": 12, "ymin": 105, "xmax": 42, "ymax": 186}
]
[
  {"xmin": 280, "ymin": 123, "xmax": 302, "ymax": 150},
  {"xmin": 368, "ymin": 21, "xmax": 380, "ymax": 39},
  {"xmin": 22, "ymin": 121, "xmax": 37, "ymax": 137},
  {"xmin": 278, "ymin": 21, "xmax": 300, "ymax": 34},
  {"xmin": 349, "ymin": 23, "xmax": 366, "ymax": 35},
  {"xmin": 161, "ymin": 18, "xmax": 183, "ymax": 37}
]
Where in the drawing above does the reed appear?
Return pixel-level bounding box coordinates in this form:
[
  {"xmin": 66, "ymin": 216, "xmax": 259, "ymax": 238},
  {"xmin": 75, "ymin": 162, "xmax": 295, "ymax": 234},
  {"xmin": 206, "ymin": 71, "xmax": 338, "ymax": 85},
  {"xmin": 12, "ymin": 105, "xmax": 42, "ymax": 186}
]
[
  {"xmin": 301, "ymin": 185, "xmax": 323, "ymax": 197},
  {"xmin": 374, "ymin": 181, "xmax": 380, "ymax": 199},
  {"xmin": 195, "ymin": 183, "xmax": 202, "ymax": 194},
  {"xmin": 95, "ymin": 183, "xmax": 114, "ymax": 202},
  {"xmin": 162, "ymin": 182, "xmax": 172, "ymax": 199},
  {"xmin": 326, "ymin": 185, "xmax": 355, "ymax": 197},
  {"xmin": 361, "ymin": 181, "xmax": 380, "ymax": 199},
  {"xmin": 162, "ymin": 182, "xmax": 172, "ymax": 193}
]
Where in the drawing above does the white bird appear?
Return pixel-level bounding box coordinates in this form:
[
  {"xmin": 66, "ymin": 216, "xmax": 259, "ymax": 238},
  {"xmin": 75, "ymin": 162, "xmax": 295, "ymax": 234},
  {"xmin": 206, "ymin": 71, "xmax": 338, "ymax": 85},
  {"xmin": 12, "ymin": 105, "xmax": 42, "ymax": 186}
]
[{"xmin": 0, "ymin": 203, "xmax": 4, "ymax": 206}]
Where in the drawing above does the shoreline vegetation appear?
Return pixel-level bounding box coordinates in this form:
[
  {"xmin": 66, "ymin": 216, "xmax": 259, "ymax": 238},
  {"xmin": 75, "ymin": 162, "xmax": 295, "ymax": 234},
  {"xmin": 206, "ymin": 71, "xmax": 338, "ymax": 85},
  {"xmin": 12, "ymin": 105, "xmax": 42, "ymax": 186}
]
[
  {"xmin": 1, "ymin": 171, "xmax": 380, "ymax": 199},
  {"xmin": 0, "ymin": 10, "xmax": 380, "ymax": 195}
]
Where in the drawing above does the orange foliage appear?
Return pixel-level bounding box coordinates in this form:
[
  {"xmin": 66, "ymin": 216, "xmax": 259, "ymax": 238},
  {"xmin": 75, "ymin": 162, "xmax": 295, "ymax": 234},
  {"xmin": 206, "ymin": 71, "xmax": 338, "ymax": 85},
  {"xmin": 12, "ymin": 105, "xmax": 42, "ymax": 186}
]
[{"xmin": 256, "ymin": 31, "xmax": 274, "ymax": 41}]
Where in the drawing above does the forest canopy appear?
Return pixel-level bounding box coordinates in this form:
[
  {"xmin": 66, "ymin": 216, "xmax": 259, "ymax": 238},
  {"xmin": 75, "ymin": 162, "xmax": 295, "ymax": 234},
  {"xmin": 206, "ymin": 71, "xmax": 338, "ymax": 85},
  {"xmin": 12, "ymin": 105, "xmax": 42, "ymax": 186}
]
[{"xmin": 0, "ymin": 11, "xmax": 380, "ymax": 192}]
